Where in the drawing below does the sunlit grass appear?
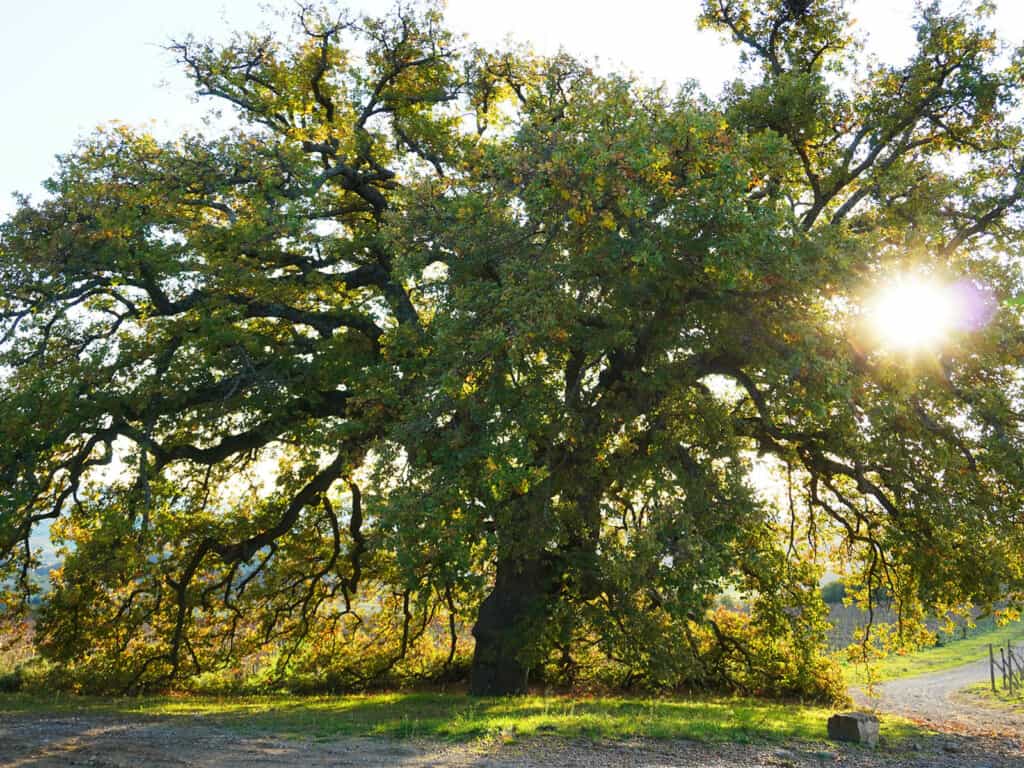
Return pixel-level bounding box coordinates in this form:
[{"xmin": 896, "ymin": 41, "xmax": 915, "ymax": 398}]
[
  {"xmin": 0, "ymin": 691, "xmax": 922, "ymax": 744},
  {"xmin": 960, "ymin": 682, "xmax": 1024, "ymax": 713},
  {"xmin": 842, "ymin": 619, "xmax": 1024, "ymax": 685}
]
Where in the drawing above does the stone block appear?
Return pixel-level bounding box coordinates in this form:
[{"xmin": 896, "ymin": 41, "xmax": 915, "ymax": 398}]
[{"xmin": 827, "ymin": 711, "xmax": 879, "ymax": 747}]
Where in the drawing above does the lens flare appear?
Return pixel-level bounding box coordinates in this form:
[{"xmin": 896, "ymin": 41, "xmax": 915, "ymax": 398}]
[{"xmin": 867, "ymin": 277, "xmax": 958, "ymax": 351}]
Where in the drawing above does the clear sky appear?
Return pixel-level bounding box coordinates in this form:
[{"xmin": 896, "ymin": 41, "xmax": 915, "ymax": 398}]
[{"xmin": 1, "ymin": 0, "xmax": 1021, "ymax": 217}]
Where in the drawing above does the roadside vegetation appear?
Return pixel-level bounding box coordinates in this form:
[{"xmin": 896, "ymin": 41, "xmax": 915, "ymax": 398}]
[
  {"xmin": 842, "ymin": 619, "xmax": 1024, "ymax": 686},
  {"xmin": 960, "ymin": 682, "xmax": 1024, "ymax": 713},
  {"xmin": 0, "ymin": 691, "xmax": 923, "ymax": 744}
]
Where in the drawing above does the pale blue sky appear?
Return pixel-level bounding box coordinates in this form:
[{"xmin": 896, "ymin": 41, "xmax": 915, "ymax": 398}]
[{"xmin": 1, "ymin": 1, "xmax": 1020, "ymax": 217}]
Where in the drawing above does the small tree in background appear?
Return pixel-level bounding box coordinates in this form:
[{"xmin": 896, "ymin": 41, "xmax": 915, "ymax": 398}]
[{"xmin": 821, "ymin": 581, "xmax": 846, "ymax": 605}]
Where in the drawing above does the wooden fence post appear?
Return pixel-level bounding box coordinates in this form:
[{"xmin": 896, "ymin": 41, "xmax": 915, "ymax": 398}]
[
  {"xmin": 990, "ymin": 643, "xmax": 997, "ymax": 693},
  {"xmin": 1001, "ymin": 646, "xmax": 1008, "ymax": 690},
  {"xmin": 1010, "ymin": 646, "xmax": 1017, "ymax": 695}
]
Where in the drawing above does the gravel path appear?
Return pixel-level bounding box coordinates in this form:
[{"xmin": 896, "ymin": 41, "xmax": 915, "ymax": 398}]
[
  {"xmin": 1, "ymin": 713, "xmax": 1022, "ymax": 768},
  {"xmin": 860, "ymin": 658, "xmax": 1024, "ymax": 736}
]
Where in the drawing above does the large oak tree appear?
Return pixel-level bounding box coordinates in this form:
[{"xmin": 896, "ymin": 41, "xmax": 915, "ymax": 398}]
[{"xmin": 2, "ymin": 0, "xmax": 1023, "ymax": 696}]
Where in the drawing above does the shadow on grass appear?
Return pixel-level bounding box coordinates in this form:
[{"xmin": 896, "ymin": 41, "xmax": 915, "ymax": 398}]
[{"xmin": 0, "ymin": 691, "xmax": 924, "ymax": 745}]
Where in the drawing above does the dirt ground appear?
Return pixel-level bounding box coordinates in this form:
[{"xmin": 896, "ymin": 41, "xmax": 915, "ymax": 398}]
[{"xmin": 1, "ymin": 712, "xmax": 1022, "ymax": 768}]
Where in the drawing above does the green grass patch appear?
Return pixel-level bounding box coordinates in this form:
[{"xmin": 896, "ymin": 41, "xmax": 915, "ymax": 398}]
[
  {"xmin": 0, "ymin": 691, "xmax": 921, "ymax": 744},
  {"xmin": 842, "ymin": 619, "xmax": 1024, "ymax": 685},
  {"xmin": 960, "ymin": 682, "xmax": 1024, "ymax": 713}
]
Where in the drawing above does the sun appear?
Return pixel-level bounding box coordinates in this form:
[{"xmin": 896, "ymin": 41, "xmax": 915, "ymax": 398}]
[{"xmin": 867, "ymin": 276, "xmax": 959, "ymax": 351}]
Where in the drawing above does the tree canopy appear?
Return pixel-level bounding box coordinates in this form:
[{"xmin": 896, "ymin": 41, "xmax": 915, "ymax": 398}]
[{"xmin": 1, "ymin": 0, "xmax": 1023, "ymax": 698}]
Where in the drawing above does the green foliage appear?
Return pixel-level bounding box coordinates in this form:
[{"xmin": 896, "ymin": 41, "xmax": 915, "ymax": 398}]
[{"xmin": 2, "ymin": 0, "xmax": 1024, "ymax": 699}]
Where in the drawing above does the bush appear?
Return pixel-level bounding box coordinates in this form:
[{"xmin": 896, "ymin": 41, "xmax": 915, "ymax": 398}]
[
  {"xmin": 820, "ymin": 581, "xmax": 846, "ymax": 604},
  {"xmin": 0, "ymin": 668, "xmax": 22, "ymax": 693}
]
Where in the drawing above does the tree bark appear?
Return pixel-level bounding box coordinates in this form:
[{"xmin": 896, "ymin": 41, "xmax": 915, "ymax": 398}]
[{"xmin": 469, "ymin": 551, "xmax": 550, "ymax": 695}]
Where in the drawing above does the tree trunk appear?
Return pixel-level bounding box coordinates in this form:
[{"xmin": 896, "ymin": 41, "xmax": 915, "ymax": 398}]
[{"xmin": 469, "ymin": 551, "xmax": 550, "ymax": 695}]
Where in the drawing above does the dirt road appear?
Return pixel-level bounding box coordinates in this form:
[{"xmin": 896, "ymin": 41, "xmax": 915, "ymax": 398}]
[{"xmin": 861, "ymin": 658, "xmax": 1023, "ymax": 736}]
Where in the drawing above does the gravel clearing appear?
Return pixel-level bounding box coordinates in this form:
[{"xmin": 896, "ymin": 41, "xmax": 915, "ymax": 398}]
[{"xmin": 1, "ymin": 712, "xmax": 1022, "ymax": 768}]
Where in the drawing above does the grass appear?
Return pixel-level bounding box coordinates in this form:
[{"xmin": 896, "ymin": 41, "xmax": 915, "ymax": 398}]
[
  {"xmin": 0, "ymin": 690, "xmax": 923, "ymax": 744},
  {"xmin": 842, "ymin": 619, "xmax": 1024, "ymax": 686},
  {"xmin": 961, "ymin": 682, "xmax": 1024, "ymax": 713}
]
